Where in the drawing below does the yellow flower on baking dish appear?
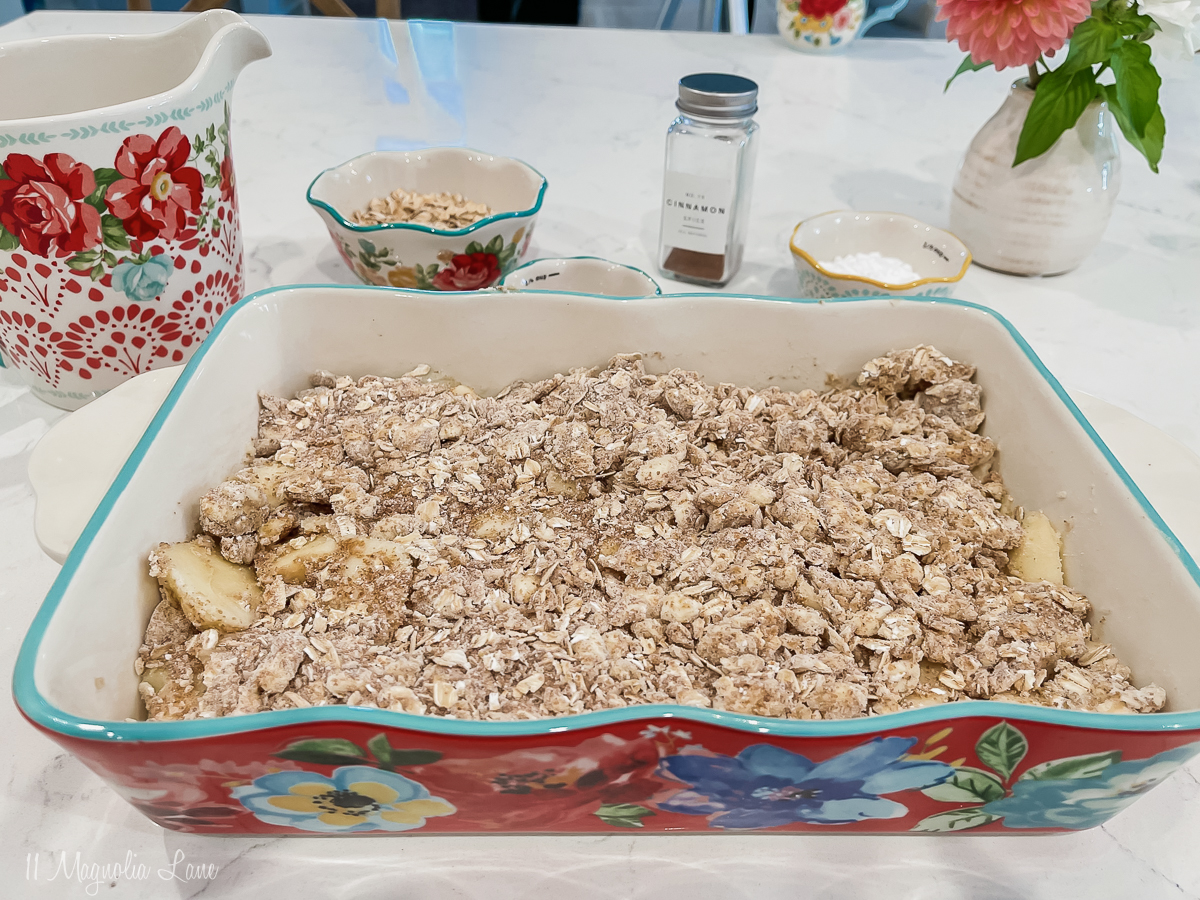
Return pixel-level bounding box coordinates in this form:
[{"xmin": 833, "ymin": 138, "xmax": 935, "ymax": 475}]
[
  {"xmin": 387, "ymin": 266, "xmax": 419, "ymax": 288},
  {"xmin": 231, "ymin": 765, "xmax": 455, "ymax": 832}
]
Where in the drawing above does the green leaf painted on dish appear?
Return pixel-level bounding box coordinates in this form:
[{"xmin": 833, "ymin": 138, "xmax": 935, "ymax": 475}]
[
  {"xmin": 388, "ymin": 749, "xmax": 443, "ymax": 766},
  {"xmin": 366, "ymin": 733, "xmax": 394, "ymax": 769},
  {"xmin": 911, "ymin": 808, "xmax": 1001, "ymax": 833},
  {"xmin": 594, "ymin": 803, "xmax": 655, "ymax": 829},
  {"xmin": 922, "ymin": 767, "xmax": 1006, "ymax": 803},
  {"xmin": 976, "ymin": 722, "xmax": 1028, "ymax": 781},
  {"xmin": 85, "ymin": 167, "xmax": 123, "ymax": 211},
  {"xmin": 1018, "ymin": 751, "xmax": 1122, "ymax": 781},
  {"xmin": 274, "ymin": 738, "xmax": 369, "ymax": 767},
  {"xmin": 101, "ymin": 214, "xmax": 131, "ymax": 251},
  {"xmin": 0, "ymin": 225, "xmax": 18, "ymax": 251}
]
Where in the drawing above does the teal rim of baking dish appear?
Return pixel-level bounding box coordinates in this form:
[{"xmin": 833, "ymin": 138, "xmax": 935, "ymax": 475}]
[{"xmin": 15, "ymin": 288, "xmax": 1200, "ymax": 742}]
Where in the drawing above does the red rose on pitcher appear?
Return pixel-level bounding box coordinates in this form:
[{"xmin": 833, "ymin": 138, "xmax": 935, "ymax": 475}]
[
  {"xmin": 431, "ymin": 252, "xmax": 501, "ymax": 290},
  {"xmin": 0, "ymin": 153, "xmax": 102, "ymax": 257},
  {"xmin": 105, "ymin": 127, "xmax": 204, "ymax": 242},
  {"xmin": 219, "ymin": 155, "xmax": 235, "ymax": 204},
  {"xmin": 800, "ymin": 0, "xmax": 848, "ymax": 18}
]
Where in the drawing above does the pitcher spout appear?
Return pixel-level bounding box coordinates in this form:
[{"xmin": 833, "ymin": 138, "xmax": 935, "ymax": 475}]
[{"xmin": 183, "ymin": 10, "xmax": 272, "ymax": 88}]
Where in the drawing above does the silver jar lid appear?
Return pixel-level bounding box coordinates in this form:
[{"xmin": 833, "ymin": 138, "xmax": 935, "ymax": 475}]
[{"xmin": 676, "ymin": 73, "xmax": 758, "ymax": 118}]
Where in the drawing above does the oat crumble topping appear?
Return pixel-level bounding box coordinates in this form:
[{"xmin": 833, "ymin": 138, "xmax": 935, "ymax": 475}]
[
  {"xmin": 348, "ymin": 188, "xmax": 493, "ymax": 230},
  {"xmin": 138, "ymin": 347, "xmax": 1166, "ymax": 721}
]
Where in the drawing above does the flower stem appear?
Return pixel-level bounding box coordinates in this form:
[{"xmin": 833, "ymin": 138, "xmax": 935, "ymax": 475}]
[{"xmin": 1027, "ymin": 63, "xmax": 1041, "ymax": 89}]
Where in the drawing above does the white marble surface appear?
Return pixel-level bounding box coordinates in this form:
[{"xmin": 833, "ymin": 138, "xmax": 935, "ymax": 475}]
[{"xmin": 2, "ymin": 11, "xmax": 1199, "ymax": 898}]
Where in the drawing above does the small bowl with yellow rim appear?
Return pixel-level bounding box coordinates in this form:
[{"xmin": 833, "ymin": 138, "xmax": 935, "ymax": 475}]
[{"xmin": 789, "ymin": 211, "xmax": 971, "ymax": 298}]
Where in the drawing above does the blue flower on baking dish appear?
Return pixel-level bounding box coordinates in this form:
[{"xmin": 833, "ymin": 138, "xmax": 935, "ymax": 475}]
[
  {"xmin": 230, "ymin": 765, "xmax": 455, "ymax": 832},
  {"xmin": 655, "ymin": 737, "xmax": 954, "ymax": 829},
  {"xmin": 980, "ymin": 744, "xmax": 1199, "ymax": 831}
]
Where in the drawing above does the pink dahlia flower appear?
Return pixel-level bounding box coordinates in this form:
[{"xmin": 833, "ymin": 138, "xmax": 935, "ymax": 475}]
[{"xmin": 936, "ymin": 0, "xmax": 1093, "ymax": 70}]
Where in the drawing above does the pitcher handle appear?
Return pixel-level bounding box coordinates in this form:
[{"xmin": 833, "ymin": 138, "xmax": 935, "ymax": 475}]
[{"xmin": 860, "ymin": 0, "xmax": 910, "ymax": 35}]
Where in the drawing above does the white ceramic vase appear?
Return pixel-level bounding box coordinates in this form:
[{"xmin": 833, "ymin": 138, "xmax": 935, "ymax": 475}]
[{"xmin": 950, "ymin": 80, "xmax": 1121, "ymax": 277}]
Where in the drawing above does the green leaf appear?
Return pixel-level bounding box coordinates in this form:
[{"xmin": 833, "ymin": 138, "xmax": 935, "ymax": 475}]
[
  {"xmin": 464, "ymin": 240, "xmax": 483, "ymax": 254},
  {"xmin": 100, "ymin": 214, "xmax": 130, "ymax": 251},
  {"xmin": 484, "ymin": 234, "xmax": 504, "ymax": 255},
  {"xmin": 945, "ymin": 54, "xmax": 992, "ymax": 92},
  {"xmin": 1110, "ymin": 40, "xmax": 1160, "ymax": 139},
  {"xmin": 66, "ymin": 254, "xmax": 97, "ymax": 271},
  {"xmin": 1104, "ymin": 84, "xmax": 1164, "ymax": 172},
  {"xmin": 0, "ymin": 225, "xmax": 18, "ymax": 251},
  {"xmin": 1060, "ymin": 18, "xmax": 1120, "ymax": 74},
  {"xmin": 594, "ymin": 804, "xmax": 655, "ymax": 829},
  {"xmin": 274, "ymin": 738, "xmax": 369, "ymax": 767},
  {"xmin": 388, "ymin": 749, "xmax": 443, "ymax": 766},
  {"xmin": 922, "ymin": 767, "xmax": 1006, "ymax": 803},
  {"xmin": 911, "ymin": 808, "xmax": 1002, "ymax": 833},
  {"xmin": 358, "ymin": 238, "xmax": 377, "ymax": 255},
  {"xmin": 0, "ymin": 163, "xmax": 8, "ymax": 180},
  {"xmin": 85, "ymin": 167, "xmax": 123, "ymax": 210},
  {"xmin": 1114, "ymin": 11, "xmax": 1156, "ymax": 37},
  {"xmin": 203, "ymin": 174, "xmax": 220, "ymax": 189},
  {"xmin": 975, "ymin": 722, "xmax": 1029, "ymax": 780},
  {"xmin": 366, "ymin": 733, "xmax": 393, "ymax": 769},
  {"xmin": 1019, "ymin": 750, "xmax": 1122, "ymax": 781},
  {"xmin": 1014, "ymin": 67, "xmax": 1101, "ymax": 166}
]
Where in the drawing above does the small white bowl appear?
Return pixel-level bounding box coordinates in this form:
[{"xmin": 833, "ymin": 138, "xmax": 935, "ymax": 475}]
[
  {"xmin": 308, "ymin": 148, "xmax": 547, "ymax": 291},
  {"xmin": 789, "ymin": 211, "xmax": 971, "ymax": 297},
  {"xmin": 499, "ymin": 257, "xmax": 661, "ymax": 298}
]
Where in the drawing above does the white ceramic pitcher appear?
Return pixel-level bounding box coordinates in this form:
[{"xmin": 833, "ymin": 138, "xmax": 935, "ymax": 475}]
[{"xmin": 0, "ymin": 11, "xmax": 270, "ymax": 409}]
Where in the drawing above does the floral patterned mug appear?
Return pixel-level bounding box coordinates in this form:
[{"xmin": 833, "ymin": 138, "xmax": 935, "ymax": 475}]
[
  {"xmin": 0, "ymin": 11, "xmax": 270, "ymax": 409},
  {"xmin": 776, "ymin": 0, "xmax": 911, "ymax": 51}
]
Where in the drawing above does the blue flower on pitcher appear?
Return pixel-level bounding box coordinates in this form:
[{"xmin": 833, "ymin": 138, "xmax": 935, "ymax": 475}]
[
  {"xmin": 980, "ymin": 744, "xmax": 1198, "ymax": 830},
  {"xmin": 111, "ymin": 253, "xmax": 173, "ymax": 302},
  {"xmin": 655, "ymin": 737, "xmax": 954, "ymax": 829},
  {"xmin": 230, "ymin": 765, "xmax": 455, "ymax": 833}
]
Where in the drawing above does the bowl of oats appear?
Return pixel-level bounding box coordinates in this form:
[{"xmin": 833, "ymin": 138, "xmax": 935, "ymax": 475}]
[
  {"xmin": 307, "ymin": 148, "xmax": 547, "ymax": 290},
  {"xmin": 15, "ymin": 288, "xmax": 1200, "ymax": 837}
]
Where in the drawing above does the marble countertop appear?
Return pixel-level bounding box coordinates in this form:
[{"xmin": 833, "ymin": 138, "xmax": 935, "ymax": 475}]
[{"xmin": 2, "ymin": 11, "xmax": 1199, "ymax": 899}]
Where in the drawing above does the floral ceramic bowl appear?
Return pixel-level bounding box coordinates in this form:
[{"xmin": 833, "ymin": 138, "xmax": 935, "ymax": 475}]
[
  {"xmin": 499, "ymin": 256, "xmax": 661, "ymax": 297},
  {"xmin": 307, "ymin": 148, "xmax": 546, "ymax": 291},
  {"xmin": 15, "ymin": 288, "xmax": 1200, "ymax": 836},
  {"xmin": 790, "ymin": 211, "xmax": 971, "ymax": 298},
  {"xmin": 776, "ymin": 0, "xmax": 910, "ymax": 52}
]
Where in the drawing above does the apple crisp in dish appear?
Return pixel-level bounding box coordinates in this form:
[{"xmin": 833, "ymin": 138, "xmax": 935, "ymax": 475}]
[{"xmin": 137, "ymin": 347, "xmax": 1165, "ymax": 721}]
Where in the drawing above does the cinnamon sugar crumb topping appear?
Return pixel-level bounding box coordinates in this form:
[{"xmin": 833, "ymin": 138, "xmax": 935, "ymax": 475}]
[{"xmin": 138, "ymin": 348, "xmax": 1165, "ymax": 721}]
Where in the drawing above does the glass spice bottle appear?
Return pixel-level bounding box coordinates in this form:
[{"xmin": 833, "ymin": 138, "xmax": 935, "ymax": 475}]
[{"xmin": 658, "ymin": 73, "xmax": 759, "ymax": 287}]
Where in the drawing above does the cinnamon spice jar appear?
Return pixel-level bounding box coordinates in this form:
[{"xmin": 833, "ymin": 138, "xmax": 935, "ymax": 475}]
[{"xmin": 658, "ymin": 73, "xmax": 759, "ymax": 287}]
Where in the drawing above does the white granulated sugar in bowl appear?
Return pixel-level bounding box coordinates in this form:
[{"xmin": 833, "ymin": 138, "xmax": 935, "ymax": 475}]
[{"xmin": 819, "ymin": 252, "xmax": 921, "ymax": 284}]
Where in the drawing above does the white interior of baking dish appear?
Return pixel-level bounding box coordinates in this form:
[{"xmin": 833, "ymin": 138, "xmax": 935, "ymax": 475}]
[{"xmin": 26, "ymin": 290, "xmax": 1200, "ymax": 723}]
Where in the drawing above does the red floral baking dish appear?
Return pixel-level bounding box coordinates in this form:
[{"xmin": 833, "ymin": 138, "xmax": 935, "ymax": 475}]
[{"xmin": 16, "ymin": 287, "xmax": 1200, "ymax": 835}]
